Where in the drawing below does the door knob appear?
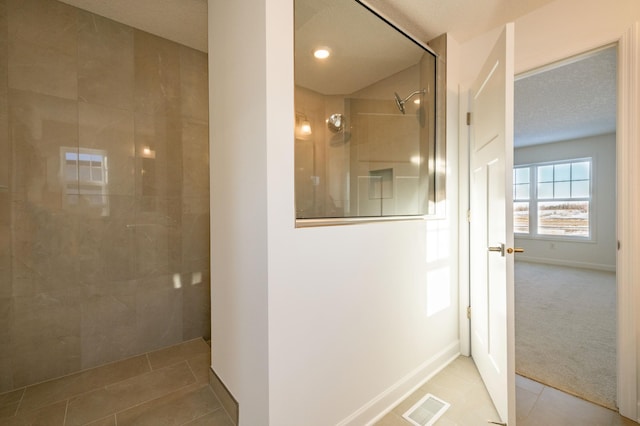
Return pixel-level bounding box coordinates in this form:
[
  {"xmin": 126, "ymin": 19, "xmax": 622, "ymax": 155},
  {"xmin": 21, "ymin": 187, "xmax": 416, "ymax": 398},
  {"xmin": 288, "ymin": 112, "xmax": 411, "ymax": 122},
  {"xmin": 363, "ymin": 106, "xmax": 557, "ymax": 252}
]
[
  {"xmin": 488, "ymin": 243, "xmax": 505, "ymax": 256},
  {"xmin": 506, "ymin": 247, "xmax": 524, "ymax": 254}
]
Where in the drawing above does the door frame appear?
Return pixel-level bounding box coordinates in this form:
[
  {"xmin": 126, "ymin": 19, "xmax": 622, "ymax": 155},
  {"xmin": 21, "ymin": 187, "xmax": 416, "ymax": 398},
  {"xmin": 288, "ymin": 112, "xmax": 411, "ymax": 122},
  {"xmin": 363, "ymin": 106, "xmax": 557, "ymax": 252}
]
[{"xmin": 459, "ymin": 22, "xmax": 640, "ymax": 421}]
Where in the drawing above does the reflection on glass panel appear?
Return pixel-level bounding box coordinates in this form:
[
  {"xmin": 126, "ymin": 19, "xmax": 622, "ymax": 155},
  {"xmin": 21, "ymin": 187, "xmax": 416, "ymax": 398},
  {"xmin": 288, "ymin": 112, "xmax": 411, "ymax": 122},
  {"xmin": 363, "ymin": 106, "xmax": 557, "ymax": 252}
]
[
  {"xmin": 294, "ymin": 0, "xmax": 440, "ymax": 220},
  {"xmin": 60, "ymin": 147, "xmax": 109, "ymax": 216},
  {"xmin": 514, "ymin": 201, "xmax": 529, "ymax": 234},
  {"xmin": 538, "ymin": 201, "xmax": 589, "ymax": 237}
]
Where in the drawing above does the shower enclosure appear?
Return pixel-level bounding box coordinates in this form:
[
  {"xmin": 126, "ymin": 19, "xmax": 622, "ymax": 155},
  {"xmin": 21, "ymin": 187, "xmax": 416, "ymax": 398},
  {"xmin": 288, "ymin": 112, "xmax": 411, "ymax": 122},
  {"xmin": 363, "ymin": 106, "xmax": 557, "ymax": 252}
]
[
  {"xmin": 0, "ymin": 0, "xmax": 210, "ymax": 393},
  {"xmin": 294, "ymin": 0, "xmax": 445, "ymax": 221}
]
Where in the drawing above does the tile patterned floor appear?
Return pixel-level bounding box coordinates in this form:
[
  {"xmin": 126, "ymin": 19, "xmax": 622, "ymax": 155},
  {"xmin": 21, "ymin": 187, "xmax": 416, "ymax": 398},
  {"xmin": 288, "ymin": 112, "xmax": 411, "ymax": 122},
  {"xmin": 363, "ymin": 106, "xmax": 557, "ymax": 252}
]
[
  {"xmin": 0, "ymin": 338, "xmax": 233, "ymax": 426},
  {"xmin": 376, "ymin": 355, "xmax": 640, "ymax": 426},
  {"xmin": 2, "ymin": 346, "xmax": 638, "ymax": 425}
]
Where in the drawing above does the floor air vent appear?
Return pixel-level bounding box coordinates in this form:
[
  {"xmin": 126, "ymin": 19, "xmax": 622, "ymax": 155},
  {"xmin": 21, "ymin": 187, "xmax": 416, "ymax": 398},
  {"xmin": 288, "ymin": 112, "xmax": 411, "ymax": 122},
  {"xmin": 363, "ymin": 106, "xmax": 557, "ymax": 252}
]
[{"xmin": 402, "ymin": 393, "xmax": 450, "ymax": 426}]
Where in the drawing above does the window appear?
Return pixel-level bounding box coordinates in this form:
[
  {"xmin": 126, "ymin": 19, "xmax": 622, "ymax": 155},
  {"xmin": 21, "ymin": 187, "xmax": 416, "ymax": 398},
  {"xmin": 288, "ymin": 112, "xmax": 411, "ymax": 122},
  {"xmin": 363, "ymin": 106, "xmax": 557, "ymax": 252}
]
[
  {"xmin": 61, "ymin": 147, "xmax": 110, "ymax": 216},
  {"xmin": 513, "ymin": 158, "xmax": 591, "ymax": 238}
]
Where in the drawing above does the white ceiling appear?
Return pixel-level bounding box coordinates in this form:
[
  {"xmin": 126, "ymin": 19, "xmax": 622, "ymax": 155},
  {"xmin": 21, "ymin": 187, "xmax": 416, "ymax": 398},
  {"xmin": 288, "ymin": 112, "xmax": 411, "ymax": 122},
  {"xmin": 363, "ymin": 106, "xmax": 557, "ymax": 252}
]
[
  {"xmin": 515, "ymin": 46, "xmax": 617, "ymax": 147},
  {"xmin": 58, "ymin": 0, "xmax": 617, "ymax": 147}
]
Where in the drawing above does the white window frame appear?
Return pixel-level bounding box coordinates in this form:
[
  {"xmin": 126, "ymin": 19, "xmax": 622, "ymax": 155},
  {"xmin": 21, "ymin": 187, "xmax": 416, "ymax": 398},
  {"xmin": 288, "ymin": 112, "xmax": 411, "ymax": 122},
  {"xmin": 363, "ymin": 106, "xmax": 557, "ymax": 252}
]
[{"xmin": 514, "ymin": 157, "xmax": 593, "ymax": 241}]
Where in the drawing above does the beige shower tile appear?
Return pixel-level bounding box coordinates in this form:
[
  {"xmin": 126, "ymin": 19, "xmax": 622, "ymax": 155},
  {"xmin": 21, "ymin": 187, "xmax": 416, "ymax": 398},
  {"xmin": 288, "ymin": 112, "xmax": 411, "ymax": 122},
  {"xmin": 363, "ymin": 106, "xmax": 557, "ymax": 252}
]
[
  {"xmin": 134, "ymin": 112, "xmax": 183, "ymax": 198},
  {"xmin": 0, "ymin": 402, "xmax": 18, "ymax": 418},
  {"xmin": 0, "ymin": 100, "xmax": 8, "ymax": 190},
  {"xmin": 0, "ymin": 351, "xmax": 13, "ymax": 394},
  {"xmin": 8, "ymin": 39, "xmax": 77, "ymax": 99},
  {"xmin": 79, "ymin": 102, "xmax": 135, "ymax": 196},
  {"xmin": 86, "ymin": 415, "xmax": 117, "ymax": 426},
  {"xmin": 183, "ymin": 409, "xmax": 235, "ymax": 426},
  {"xmin": 79, "ymin": 56, "xmax": 134, "ymax": 111},
  {"xmin": 133, "ymin": 225, "xmax": 182, "ymax": 280},
  {"xmin": 182, "ymin": 119, "xmax": 209, "ymax": 198},
  {"xmin": 134, "ymin": 31, "xmax": 181, "ymax": 116},
  {"xmin": 65, "ymin": 361, "xmax": 196, "ymax": 426},
  {"xmin": 116, "ymin": 384, "xmax": 219, "ymax": 426},
  {"xmin": 134, "ymin": 285, "xmax": 184, "ymax": 354},
  {"xmin": 0, "ymin": 388, "xmax": 23, "ymax": 418},
  {"xmin": 75, "ymin": 195, "xmax": 137, "ymax": 283},
  {"xmin": 187, "ymin": 353, "xmax": 211, "ymax": 385},
  {"xmin": 80, "ymin": 291, "xmax": 138, "ymax": 370},
  {"xmin": 179, "ymin": 47, "xmax": 208, "ymax": 122},
  {"xmin": 10, "ymin": 290, "xmax": 82, "ymax": 388},
  {"xmin": 4, "ymin": 400, "xmax": 66, "ymax": 426},
  {"xmin": 181, "ymin": 211, "xmax": 209, "ymax": 264},
  {"xmin": 77, "ymin": 11, "xmax": 133, "ymax": 62},
  {"xmin": 10, "ymin": 198, "xmax": 80, "ymax": 296},
  {"xmin": 0, "ymin": 0, "xmax": 7, "ymax": 97},
  {"xmin": 9, "ymin": 90, "xmax": 78, "ymax": 197},
  {"xmin": 19, "ymin": 354, "xmax": 149, "ymax": 413},
  {"xmin": 7, "ymin": 0, "xmax": 77, "ymax": 54},
  {"xmin": 0, "ymin": 388, "xmax": 23, "ymax": 408},
  {"xmin": 78, "ymin": 12, "xmax": 134, "ymax": 110},
  {"xmin": 147, "ymin": 338, "xmax": 210, "ymax": 371},
  {"xmin": 182, "ymin": 277, "xmax": 211, "ymax": 342}
]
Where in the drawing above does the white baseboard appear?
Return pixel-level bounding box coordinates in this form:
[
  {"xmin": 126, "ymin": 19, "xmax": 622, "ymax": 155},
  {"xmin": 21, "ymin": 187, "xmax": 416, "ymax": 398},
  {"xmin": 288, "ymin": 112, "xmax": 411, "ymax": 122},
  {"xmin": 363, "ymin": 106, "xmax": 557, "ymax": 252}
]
[
  {"xmin": 517, "ymin": 255, "xmax": 616, "ymax": 272},
  {"xmin": 336, "ymin": 340, "xmax": 460, "ymax": 426}
]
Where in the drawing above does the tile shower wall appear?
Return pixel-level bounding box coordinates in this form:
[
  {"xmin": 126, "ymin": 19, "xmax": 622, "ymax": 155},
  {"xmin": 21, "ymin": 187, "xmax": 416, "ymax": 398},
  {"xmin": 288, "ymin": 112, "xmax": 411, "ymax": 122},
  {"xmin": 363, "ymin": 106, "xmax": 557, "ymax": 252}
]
[{"xmin": 0, "ymin": 0, "xmax": 210, "ymax": 392}]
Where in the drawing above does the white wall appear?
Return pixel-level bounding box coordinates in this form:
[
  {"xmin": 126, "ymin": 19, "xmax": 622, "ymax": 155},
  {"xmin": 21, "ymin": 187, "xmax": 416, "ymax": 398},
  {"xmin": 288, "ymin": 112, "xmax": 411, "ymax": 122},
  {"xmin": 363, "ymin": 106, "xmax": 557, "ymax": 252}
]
[
  {"xmin": 514, "ymin": 134, "xmax": 617, "ymax": 270},
  {"xmin": 210, "ymin": 1, "xmax": 462, "ymax": 425},
  {"xmin": 209, "ymin": 0, "xmax": 270, "ymax": 423}
]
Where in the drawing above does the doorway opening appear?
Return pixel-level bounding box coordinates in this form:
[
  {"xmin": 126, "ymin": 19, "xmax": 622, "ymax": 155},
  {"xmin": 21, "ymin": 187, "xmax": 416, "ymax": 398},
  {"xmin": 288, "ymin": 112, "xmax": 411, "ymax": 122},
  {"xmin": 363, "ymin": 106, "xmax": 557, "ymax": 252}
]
[{"xmin": 513, "ymin": 45, "xmax": 617, "ymax": 409}]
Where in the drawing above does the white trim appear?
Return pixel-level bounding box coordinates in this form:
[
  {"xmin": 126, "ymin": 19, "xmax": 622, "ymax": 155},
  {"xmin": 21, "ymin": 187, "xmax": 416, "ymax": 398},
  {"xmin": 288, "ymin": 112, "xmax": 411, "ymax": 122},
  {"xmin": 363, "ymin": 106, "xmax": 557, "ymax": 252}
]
[
  {"xmin": 336, "ymin": 341, "xmax": 460, "ymax": 426},
  {"xmin": 616, "ymin": 22, "xmax": 640, "ymax": 422}
]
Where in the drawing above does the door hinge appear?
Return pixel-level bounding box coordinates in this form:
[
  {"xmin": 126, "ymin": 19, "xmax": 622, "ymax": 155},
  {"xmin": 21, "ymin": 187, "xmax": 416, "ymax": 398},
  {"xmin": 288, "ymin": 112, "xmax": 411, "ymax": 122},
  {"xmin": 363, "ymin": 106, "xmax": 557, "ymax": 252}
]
[
  {"xmin": 467, "ymin": 306, "xmax": 471, "ymax": 319},
  {"xmin": 467, "ymin": 210, "xmax": 471, "ymax": 222},
  {"xmin": 466, "ymin": 112, "xmax": 472, "ymax": 126}
]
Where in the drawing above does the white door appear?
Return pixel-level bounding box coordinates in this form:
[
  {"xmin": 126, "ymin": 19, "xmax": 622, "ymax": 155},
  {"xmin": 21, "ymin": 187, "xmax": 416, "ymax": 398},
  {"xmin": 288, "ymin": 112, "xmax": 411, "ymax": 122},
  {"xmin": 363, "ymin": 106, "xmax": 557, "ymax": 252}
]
[{"xmin": 469, "ymin": 24, "xmax": 516, "ymax": 425}]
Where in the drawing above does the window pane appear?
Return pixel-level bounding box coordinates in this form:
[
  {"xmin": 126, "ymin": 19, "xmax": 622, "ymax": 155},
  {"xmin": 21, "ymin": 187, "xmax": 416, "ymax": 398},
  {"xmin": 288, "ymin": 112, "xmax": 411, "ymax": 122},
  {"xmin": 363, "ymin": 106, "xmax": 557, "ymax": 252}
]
[
  {"xmin": 514, "ymin": 167, "xmax": 529, "ymax": 184},
  {"xmin": 65, "ymin": 164, "xmax": 77, "ymax": 180},
  {"xmin": 555, "ymin": 181, "xmax": 570, "ymax": 198},
  {"xmin": 538, "ymin": 165, "xmax": 554, "ymax": 182},
  {"xmin": 572, "ymin": 161, "xmax": 590, "ymax": 180},
  {"xmin": 554, "ymin": 163, "xmax": 570, "ymax": 181},
  {"xmin": 514, "ymin": 202, "xmax": 529, "ymax": 234},
  {"xmin": 515, "ymin": 183, "xmax": 529, "ymax": 200},
  {"xmin": 79, "ymin": 165, "xmax": 91, "ymax": 181},
  {"xmin": 538, "ymin": 182, "xmax": 553, "ymax": 199},
  {"xmin": 572, "ymin": 180, "xmax": 590, "ymax": 198},
  {"xmin": 538, "ymin": 201, "xmax": 589, "ymax": 237}
]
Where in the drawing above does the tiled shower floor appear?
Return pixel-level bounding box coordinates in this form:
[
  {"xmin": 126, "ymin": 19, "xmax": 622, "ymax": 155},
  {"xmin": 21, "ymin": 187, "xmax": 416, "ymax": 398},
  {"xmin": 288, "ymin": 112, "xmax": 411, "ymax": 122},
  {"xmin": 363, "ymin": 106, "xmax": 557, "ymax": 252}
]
[{"xmin": 0, "ymin": 338, "xmax": 233, "ymax": 426}]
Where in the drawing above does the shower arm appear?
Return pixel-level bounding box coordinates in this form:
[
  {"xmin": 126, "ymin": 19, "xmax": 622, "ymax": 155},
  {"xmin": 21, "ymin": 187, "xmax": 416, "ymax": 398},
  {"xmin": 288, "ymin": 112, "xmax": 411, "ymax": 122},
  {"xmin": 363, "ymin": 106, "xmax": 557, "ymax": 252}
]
[{"xmin": 402, "ymin": 89, "xmax": 426, "ymax": 103}]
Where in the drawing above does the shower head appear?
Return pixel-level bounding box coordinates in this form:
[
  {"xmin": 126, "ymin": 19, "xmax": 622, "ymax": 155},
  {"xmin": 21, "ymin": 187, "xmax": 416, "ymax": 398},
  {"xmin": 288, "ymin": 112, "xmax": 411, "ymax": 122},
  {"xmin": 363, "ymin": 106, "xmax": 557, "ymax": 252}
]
[
  {"xmin": 394, "ymin": 92, "xmax": 405, "ymax": 114},
  {"xmin": 394, "ymin": 89, "xmax": 427, "ymax": 114}
]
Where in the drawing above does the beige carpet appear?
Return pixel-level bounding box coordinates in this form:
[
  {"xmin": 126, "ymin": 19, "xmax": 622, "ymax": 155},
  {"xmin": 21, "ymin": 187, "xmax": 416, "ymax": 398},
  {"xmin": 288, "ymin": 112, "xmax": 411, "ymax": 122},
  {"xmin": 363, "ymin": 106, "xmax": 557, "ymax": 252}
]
[{"xmin": 515, "ymin": 261, "xmax": 617, "ymax": 409}]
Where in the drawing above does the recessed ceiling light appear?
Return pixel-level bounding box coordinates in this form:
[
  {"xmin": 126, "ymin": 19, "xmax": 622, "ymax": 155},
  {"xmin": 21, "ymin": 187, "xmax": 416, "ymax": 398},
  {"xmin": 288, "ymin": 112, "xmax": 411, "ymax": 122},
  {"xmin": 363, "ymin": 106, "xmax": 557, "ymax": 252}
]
[{"xmin": 313, "ymin": 48, "xmax": 331, "ymax": 59}]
